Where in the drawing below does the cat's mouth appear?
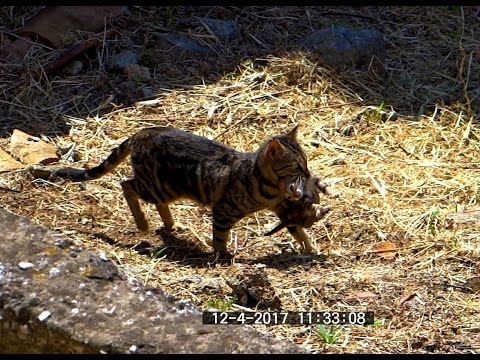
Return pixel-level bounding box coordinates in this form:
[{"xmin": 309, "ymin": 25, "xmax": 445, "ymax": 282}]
[{"xmin": 280, "ymin": 177, "xmax": 303, "ymax": 201}]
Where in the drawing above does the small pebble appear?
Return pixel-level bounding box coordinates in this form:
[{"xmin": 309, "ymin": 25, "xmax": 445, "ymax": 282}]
[
  {"xmin": 38, "ymin": 310, "xmax": 51, "ymax": 321},
  {"xmin": 18, "ymin": 262, "xmax": 34, "ymax": 269},
  {"xmin": 102, "ymin": 306, "xmax": 116, "ymax": 315},
  {"xmin": 49, "ymin": 267, "xmax": 60, "ymax": 277},
  {"xmin": 125, "ymin": 64, "xmax": 151, "ymax": 82},
  {"xmin": 62, "ymin": 60, "xmax": 83, "ymax": 76}
]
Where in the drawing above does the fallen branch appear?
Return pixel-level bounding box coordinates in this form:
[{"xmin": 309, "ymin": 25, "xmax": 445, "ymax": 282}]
[{"xmin": 43, "ymin": 29, "xmax": 117, "ymax": 75}]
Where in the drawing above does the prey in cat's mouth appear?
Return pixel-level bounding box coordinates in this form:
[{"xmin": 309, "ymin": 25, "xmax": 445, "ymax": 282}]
[{"xmin": 280, "ymin": 176, "xmax": 304, "ymax": 201}]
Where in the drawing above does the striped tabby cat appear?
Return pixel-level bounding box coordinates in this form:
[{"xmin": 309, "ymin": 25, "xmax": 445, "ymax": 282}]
[
  {"xmin": 53, "ymin": 125, "xmax": 310, "ymax": 258},
  {"xmin": 267, "ymin": 176, "xmax": 338, "ymax": 253}
]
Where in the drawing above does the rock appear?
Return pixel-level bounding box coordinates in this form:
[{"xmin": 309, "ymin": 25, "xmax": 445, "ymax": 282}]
[
  {"xmin": 464, "ymin": 277, "xmax": 480, "ymax": 293},
  {"xmin": 62, "ymin": 60, "xmax": 83, "ymax": 76},
  {"xmin": 446, "ymin": 207, "xmax": 480, "ymax": 226},
  {"xmin": 0, "ymin": 208, "xmax": 302, "ymax": 354},
  {"xmin": 113, "ymin": 81, "xmax": 153, "ymax": 106},
  {"xmin": 0, "ymin": 148, "xmax": 24, "ymax": 172},
  {"xmin": 196, "ymin": 17, "xmax": 239, "ymax": 43},
  {"xmin": 301, "ymin": 26, "xmax": 385, "ymax": 70},
  {"xmin": 225, "ymin": 263, "xmax": 281, "ymax": 309},
  {"xmin": 9, "ymin": 129, "xmax": 59, "ymax": 165},
  {"xmin": 141, "ymin": 86, "xmax": 154, "ymax": 99},
  {"xmin": 81, "ymin": 254, "xmax": 122, "ymax": 281},
  {"xmin": 124, "ymin": 64, "xmax": 151, "ymax": 82},
  {"xmin": 157, "ymin": 33, "xmax": 214, "ymax": 58},
  {"xmin": 108, "ymin": 50, "xmax": 139, "ymax": 71}
]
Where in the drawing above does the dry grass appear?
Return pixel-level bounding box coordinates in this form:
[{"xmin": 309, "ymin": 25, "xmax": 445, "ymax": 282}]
[{"xmin": 1, "ymin": 6, "xmax": 479, "ymax": 354}]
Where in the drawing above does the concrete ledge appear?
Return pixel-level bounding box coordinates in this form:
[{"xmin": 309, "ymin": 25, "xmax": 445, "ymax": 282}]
[{"xmin": 0, "ymin": 209, "xmax": 302, "ymax": 354}]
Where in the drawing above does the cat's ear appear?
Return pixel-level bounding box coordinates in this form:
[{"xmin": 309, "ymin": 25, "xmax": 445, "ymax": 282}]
[
  {"xmin": 266, "ymin": 139, "xmax": 285, "ymax": 160},
  {"xmin": 286, "ymin": 124, "xmax": 299, "ymax": 139}
]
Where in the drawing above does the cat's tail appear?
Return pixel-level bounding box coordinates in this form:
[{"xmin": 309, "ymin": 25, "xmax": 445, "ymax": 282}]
[{"xmin": 53, "ymin": 136, "xmax": 133, "ymax": 181}]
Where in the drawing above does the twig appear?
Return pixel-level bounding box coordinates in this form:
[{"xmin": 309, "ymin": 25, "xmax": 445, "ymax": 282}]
[
  {"xmin": 0, "ymin": 185, "xmax": 21, "ymax": 193},
  {"xmin": 43, "ymin": 29, "xmax": 117, "ymax": 75}
]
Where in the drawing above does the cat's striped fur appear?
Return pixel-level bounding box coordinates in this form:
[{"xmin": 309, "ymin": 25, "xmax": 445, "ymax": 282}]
[
  {"xmin": 53, "ymin": 125, "xmax": 310, "ymax": 257},
  {"xmin": 267, "ymin": 176, "xmax": 338, "ymax": 253}
]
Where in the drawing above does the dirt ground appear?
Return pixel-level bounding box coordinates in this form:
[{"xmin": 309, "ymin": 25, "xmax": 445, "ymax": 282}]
[{"xmin": 1, "ymin": 6, "xmax": 479, "ymax": 354}]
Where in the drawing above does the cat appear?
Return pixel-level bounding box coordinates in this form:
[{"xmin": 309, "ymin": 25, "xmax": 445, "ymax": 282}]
[
  {"xmin": 267, "ymin": 176, "xmax": 339, "ymax": 253},
  {"xmin": 51, "ymin": 125, "xmax": 311, "ymax": 258}
]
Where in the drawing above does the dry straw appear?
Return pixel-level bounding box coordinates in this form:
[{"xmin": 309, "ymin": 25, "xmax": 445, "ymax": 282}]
[{"xmin": 0, "ymin": 6, "xmax": 479, "ymax": 354}]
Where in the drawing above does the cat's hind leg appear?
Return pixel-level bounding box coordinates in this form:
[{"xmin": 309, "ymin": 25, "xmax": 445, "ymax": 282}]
[{"xmin": 121, "ymin": 179, "xmax": 149, "ymax": 232}]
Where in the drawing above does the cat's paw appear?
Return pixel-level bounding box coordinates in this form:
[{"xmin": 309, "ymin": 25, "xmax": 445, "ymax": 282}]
[
  {"xmin": 301, "ymin": 243, "xmax": 318, "ymax": 255},
  {"xmin": 211, "ymin": 250, "xmax": 234, "ymax": 264},
  {"xmin": 302, "ymin": 247, "xmax": 318, "ymax": 256},
  {"xmin": 136, "ymin": 219, "xmax": 149, "ymax": 232},
  {"xmin": 163, "ymin": 222, "xmax": 188, "ymax": 232},
  {"xmin": 172, "ymin": 222, "xmax": 188, "ymax": 232}
]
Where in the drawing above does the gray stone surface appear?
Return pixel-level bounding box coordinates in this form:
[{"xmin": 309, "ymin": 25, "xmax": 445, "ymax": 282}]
[
  {"xmin": 0, "ymin": 209, "xmax": 302, "ymax": 354},
  {"xmin": 301, "ymin": 26, "xmax": 385, "ymax": 70},
  {"xmin": 196, "ymin": 17, "xmax": 240, "ymax": 43},
  {"xmin": 108, "ymin": 50, "xmax": 139, "ymax": 71},
  {"xmin": 157, "ymin": 33, "xmax": 214, "ymax": 57}
]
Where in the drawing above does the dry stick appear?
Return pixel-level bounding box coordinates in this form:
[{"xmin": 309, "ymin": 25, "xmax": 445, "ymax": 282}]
[
  {"xmin": 98, "ymin": 19, "xmax": 108, "ymax": 69},
  {"xmin": 309, "ymin": 139, "xmax": 385, "ymax": 161},
  {"xmin": 432, "ymin": 282, "xmax": 469, "ymax": 291},
  {"xmin": 214, "ymin": 109, "xmax": 258, "ymax": 139},
  {"xmin": 230, "ymin": 303, "xmax": 255, "ymax": 312},
  {"xmin": 0, "ymin": 185, "xmax": 21, "ymax": 193},
  {"xmin": 321, "ymin": 222, "xmax": 333, "ymax": 245},
  {"xmin": 43, "ymin": 29, "xmax": 117, "ymax": 76},
  {"xmin": 463, "ymin": 52, "xmax": 474, "ymax": 116},
  {"xmin": 396, "ymin": 141, "xmax": 421, "ymax": 160}
]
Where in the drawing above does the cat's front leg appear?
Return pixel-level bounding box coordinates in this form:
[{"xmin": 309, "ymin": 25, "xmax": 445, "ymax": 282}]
[{"xmin": 287, "ymin": 225, "xmax": 316, "ymax": 254}]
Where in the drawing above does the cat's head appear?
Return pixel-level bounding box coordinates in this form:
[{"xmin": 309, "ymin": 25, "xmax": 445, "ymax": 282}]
[{"xmin": 263, "ymin": 125, "xmax": 310, "ymax": 200}]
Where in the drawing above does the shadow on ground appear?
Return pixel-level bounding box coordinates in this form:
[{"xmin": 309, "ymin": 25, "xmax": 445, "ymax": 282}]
[
  {"xmin": 1, "ymin": 6, "xmax": 478, "ymax": 137},
  {"xmin": 94, "ymin": 227, "xmax": 329, "ymax": 270}
]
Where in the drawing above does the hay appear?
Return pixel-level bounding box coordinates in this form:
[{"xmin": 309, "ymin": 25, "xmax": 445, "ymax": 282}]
[{"xmin": 1, "ymin": 6, "xmax": 479, "ymax": 354}]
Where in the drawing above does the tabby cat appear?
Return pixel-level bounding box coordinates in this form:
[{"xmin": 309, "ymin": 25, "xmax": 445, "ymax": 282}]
[
  {"xmin": 52, "ymin": 125, "xmax": 310, "ymax": 258},
  {"xmin": 267, "ymin": 176, "xmax": 338, "ymax": 253}
]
